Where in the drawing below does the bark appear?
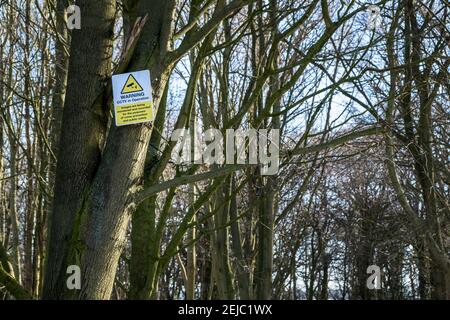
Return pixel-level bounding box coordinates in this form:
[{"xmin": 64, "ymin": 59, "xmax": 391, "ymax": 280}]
[
  {"xmin": 7, "ymin": 132, "xmax": 21, "ymax": 284},
  {"xmin": 0, "ymin": 41, "xmax": 3, "ymax": 246},
  {"xmin": 129, "ymin": 79, "xmax": 168, "ymax": 300},
  {"xmin": 255, "ymin": 184, "xmax": 275, "ymax": 299},
  {"xmin": 23, "ymin": 0, "xmax": 35, "ymax": 293},
  {"xmin": 211, "ymin": 178, "xmax": 235, "ymax": 299},
  {"xmin": 43, "ymin": 0, "xmax": 116, "ymax": 299},
  {"xmin": 78, "ymin": 0, "xmax": 176, "ymax": 299},
  {"xmin": 185, "ymin": 112, "xmax": 198, "ymax": 300},
  {"xmin": 49, "ymin": 0, "xmax": 69, "ymax": 183},
  {"xmin": 254, "ymin": 1, "xmax": 280, "ymax": 299},
  {"xmin": 0, "ymin": 265, "xmax": 31, "ymax": 300},
  {"xmin": 0, "ymin": 241, "xmax": 31, "ymax": 299},
  {"xmin": 319, "ymin": 254, "xmax": 330, "ymax": 300},
  {"xmin": 230, "ymin": 177, "xmax": 251, "ymax": 299}
]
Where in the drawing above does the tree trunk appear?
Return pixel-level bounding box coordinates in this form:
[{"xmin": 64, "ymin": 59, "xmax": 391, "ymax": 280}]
[
  {"xmin": 43, "ymin": 0, "xmax": 116, "ymax": 299},
  {"xmin": 77, "ymin": 0, "xmax": 176, "ymax": 299},
  {"xmin": 211, "ymin": 178, "xmax": 235, "ymax": 299}
]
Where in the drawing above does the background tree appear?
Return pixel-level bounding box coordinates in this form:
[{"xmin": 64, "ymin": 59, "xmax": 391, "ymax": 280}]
[{"xmin": 0, "ymin": 0, "xmax": 448, "ymax": 300}]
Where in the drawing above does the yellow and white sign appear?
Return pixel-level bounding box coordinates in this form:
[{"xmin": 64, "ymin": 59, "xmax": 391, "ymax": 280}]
[{"xmin": 112, "ymin": 70, "xmax": 153, "ymax": 126}]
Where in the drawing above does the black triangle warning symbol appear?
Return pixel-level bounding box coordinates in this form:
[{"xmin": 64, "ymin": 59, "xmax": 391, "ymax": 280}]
[{"xmin": 121, "ymin": 74, "xmax": 144, "ymax": 94}]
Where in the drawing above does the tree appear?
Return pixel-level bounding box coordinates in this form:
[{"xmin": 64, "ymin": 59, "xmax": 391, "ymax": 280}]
[{"xmin": 0, "ymin": 0, "xmax": 448, "ymax": 301}]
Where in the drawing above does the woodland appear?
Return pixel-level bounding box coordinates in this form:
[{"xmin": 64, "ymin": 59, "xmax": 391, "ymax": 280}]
[{"xmin": 0, "ymin": 0, "xmax": 449, "ymax": 300}]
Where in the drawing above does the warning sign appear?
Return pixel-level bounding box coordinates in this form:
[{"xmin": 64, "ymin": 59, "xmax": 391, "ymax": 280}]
[
  {"xmin": 112, "ymin": 70, "xmax": 153, "ymax": 126},
  {"xmin": 121, "ymin": 74, "xmax": 143, "ymax": 94}
]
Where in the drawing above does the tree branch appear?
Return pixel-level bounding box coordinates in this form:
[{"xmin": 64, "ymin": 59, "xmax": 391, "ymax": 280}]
[
  {"xmin": 286, "ymin": 126, "xmax": 383, "ymax": 157},
  {"xmin": 134, "ymin": 164, "xmax": 246, "ymax": 204},
  {"xmin": 0, "ymin": 242, "xmax": 31, "ymax": 300},
  {"xmin": 166, "ymin": 0, "xmax": 250, "ymax": 65}
]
